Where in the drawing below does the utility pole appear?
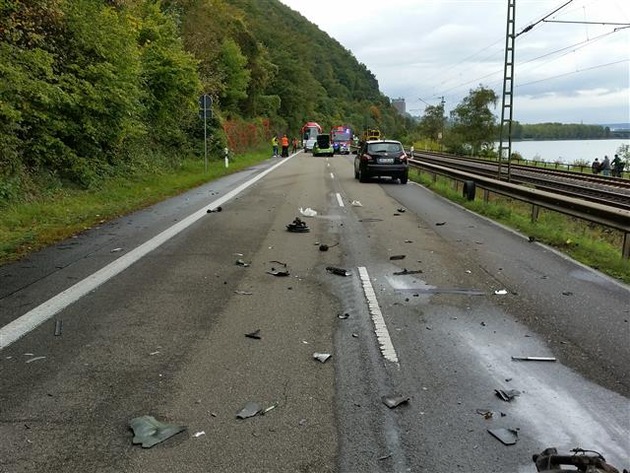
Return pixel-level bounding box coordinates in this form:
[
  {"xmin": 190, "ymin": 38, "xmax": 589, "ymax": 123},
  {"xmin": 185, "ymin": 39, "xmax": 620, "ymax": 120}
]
[
  {"xmin": 498, "ymin": 0, "xmax": 516, "ymax": 181},
  {"xmin": 439, "ymin": 96, "xmax": 445, "ymax": 152}
]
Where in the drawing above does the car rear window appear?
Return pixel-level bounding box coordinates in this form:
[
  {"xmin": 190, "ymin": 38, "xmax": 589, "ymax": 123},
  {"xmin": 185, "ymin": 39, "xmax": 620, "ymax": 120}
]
[{"xmin": 367, "ymin": 142, "xmax": 403, "ymax": 154}]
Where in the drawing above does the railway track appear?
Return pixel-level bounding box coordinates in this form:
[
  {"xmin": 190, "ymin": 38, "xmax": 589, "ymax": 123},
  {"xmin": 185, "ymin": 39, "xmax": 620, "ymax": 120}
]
[{"xmin": 410, "ymin": 152, "xmax": 630, "ymax": 212}]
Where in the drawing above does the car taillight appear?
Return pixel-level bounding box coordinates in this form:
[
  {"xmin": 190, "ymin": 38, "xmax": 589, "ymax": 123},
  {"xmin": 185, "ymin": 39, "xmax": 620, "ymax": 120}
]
[{"xmin": 361, "ymin": 154, "xmax": 372, "ymax": 162}]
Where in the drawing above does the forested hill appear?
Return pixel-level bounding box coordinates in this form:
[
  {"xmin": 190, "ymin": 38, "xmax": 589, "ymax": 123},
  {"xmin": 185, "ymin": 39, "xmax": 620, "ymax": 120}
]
[{"xmin": 1, "ymin": 0, "xmax": 409, "ymax": 197}]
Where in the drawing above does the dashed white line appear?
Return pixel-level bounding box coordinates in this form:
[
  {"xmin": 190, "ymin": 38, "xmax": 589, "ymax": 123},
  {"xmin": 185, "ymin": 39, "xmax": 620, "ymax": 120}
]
[
  {"xmin": 335, "ymin": 193, "xmax": 345, "ymax": 207},
  {"xmin": 358, "ymin": 267, "xmax": 399, "ymax": 364},
  {"xmin": 0, "ymin": 156, "xmax": 295, "ymax": 350}
]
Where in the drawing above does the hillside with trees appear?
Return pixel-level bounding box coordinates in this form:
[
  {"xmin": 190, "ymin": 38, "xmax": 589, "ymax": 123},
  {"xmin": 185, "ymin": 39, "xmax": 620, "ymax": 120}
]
[{"xmin": 0, "ymin": 0, "xmax": 412, "ymax": 202}]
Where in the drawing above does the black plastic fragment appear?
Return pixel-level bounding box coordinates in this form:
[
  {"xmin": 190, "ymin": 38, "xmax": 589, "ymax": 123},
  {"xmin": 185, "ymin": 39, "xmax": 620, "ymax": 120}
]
[
  {"xmin": 495, "ymin": 389, "xmax": 520, "ymax": 402},
  {"xmin": 326, "ymin": 266, "xmax": 350, "ymax": 277},
  {"xmin": 287, "ymin": 217, "xmax": 310, "ymax": 233},
  {"xmin": 389, "ymin": 255, "xmax": 406, "ymax": 260},
  {"xmin": 207, "ymin": 206, "xmax": 222, "ymax": 213},
  {"xmin": 488, "ymin": 428, "xmax": 518, "ymax": 445},
  {"xmin": 54, "ymin": 320, "xmax": 63, "ymax": 336},
  {"xmin": 245, "ymin": 329, "xmax": 262, "ymax": 339},
  {"xmin": 392, "ymin": 269, "xmax": 423, "ymax": 275}
]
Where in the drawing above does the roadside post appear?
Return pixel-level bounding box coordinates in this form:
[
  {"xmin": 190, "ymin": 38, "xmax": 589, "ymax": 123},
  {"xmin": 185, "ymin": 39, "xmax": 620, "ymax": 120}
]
[
  {"xmin": 224, "ymin": 147, "xmax": 229, "ymax": 168},
  {"xmin": 199, "ymin": 94, "xmax": 213, "ymax": 173}
]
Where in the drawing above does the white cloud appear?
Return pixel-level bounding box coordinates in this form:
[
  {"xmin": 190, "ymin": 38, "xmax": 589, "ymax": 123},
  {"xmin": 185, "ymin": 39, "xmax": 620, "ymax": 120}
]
[{"xmin": 279, "ymin": 0, "xmax": 630, "ymax": 124}]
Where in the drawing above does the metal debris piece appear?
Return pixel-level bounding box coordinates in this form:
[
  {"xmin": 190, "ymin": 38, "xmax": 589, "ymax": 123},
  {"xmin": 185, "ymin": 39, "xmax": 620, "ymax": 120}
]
[
  {"xmin": 261, "ymin": 404, "xmax": 277, "ymax": 415},
  {"xmin": 235, "ymin": 259, "xmax": 250, "ymax": 267},
  {"xmin": 487, "ymin": 428, "xmax": 518, "ymax": 445},
  {"xmin": 207, "ymin": 206, "xmax": 222, "ymax": 213},
  {"xmin": 54, "ymin": 320, "xmax": 63, "ymax": 336},
  {"xmin": 511, "ymin": 356, "xmax": 556, "ymax": 362},
  {"xmin": 245, "ymin": 329, "xmax": 262, "ymax": 340},
  {"xmin": 129, "ymin": 415, "xmax": 186, "ymax": 448},
  {"xmin": 313, "ymin": 353, "xmax": 331, "ymax": 363},
  {"xmin": 286, "ymin": 217, "xmax": 310, "ymax": 233},
  {"xmin": 381, "ymin": 394, "xmax": 410, "ymax": 409},
  {"xmin": 25, "ymin": 356, "xmax": 46, "ymax": 364},
  {"xmin": 392, "ymin": 269, "xmax": 423, "ymax": 275},
  {"xmin": 236, "ymin": 402, "xmax": 262, "ymax": 419},
  {"xmin": 389, "ymin": 255, "xmax": 406, "ymax": 260},
  {"xmin": 495, "ymin": 389, "xmax": 520, "ymax": 402},
  {"xmin": 326, "ymin": 266, "xmax": 351, "ymax": 277}
]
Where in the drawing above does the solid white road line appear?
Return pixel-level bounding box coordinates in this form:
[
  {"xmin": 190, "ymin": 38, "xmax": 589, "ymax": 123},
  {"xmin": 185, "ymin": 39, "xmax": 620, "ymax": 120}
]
[
  {"xmin": 358, "ymin": 266, "xmax": 399, "ymax": 364},
  {"xmin": 336, "ymin": 193, "xmax": 344, "ymax": 207},
  {"xmin": 0, "ymin": 156, "xmax": 295, "ymax": 350}
]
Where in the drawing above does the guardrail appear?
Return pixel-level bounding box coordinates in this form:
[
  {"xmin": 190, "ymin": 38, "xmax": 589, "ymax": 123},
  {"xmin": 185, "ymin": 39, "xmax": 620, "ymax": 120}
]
[{"xmin": 409, "ymin": 159, "xmax": 630, "ymax": 259}]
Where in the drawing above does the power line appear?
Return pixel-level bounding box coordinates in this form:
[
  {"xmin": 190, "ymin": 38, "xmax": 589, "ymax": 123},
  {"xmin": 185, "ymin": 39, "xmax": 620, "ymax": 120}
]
[{"xmin": 517, "ymin": 59, "xmax": 628, "ymax": 87}]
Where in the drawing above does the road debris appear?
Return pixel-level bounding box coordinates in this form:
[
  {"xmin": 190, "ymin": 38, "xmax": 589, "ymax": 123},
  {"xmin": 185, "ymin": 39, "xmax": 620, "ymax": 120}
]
[
  {"xmin": 25, "ymin": 356, "xmax": 46, "ymax": 364},
  {"xmin": 313, "ymin": 353, "xmax": 331, "ymax": 363},
  {"xmin": 111, "ymin": 248, "xmax": 123, "ymax": 253},
  {"xmin": 206, "ymin": 206, "xmax": 222, "ymax": 213},
  {"xmin": 337, "ymin": 313, "xmax": 350, "ymax": 319},
  {"xmin": 236, "ymin": 402, "xmax": 262, "ymax": 419},
  {"xmin": 266, "ymin": 269, "xmax": 290, "ymax": 277},
  {"xmin": 511, "ymin": 356, "xmax": 556, "ymax": 362},
  {"xmin": 351, "ymin": 200, "xmax": 363, "ymax": 207},
  {"xmin": 359, "ymin": 218, "xmax": 383, "ymax": 222},
  {"xmin": 286, "ymin": 217, "xmax": 310, "ymax": 233},
  {"xmin": 494, "ymin": 289, "xmax": 508, "ymax": 295},
  {"xmin": 495, "ymin": 389, "xmax": 520, "ymax": 402},
  {"xmin": 397, "ymin": 208, "xmax": 406, "ymax": 213},
  {"xmin": 487, "ymin": 427, "xmax": 518, "ymax": 446},
  {"xmin": 261, "ymin": 404, "xmax": 277, "ymax": 415},
  {"xmin": 235, "ymin": 259, "xmax": 250, "ymax": 267},
  {"xmin": 245, "ymin": 329, "xmax": 262, "ymax": 340},
  {"xmin": 326, "ymin": 266, "xmax": 351, "ymax": 277},
  {"xmin": 435, "ymin": 221, "xmax": 446, "ymax": 226},
  {"xmin": 389, "ymin": 255, "xmax": 406, "ymax": 260},
  {"xmin": 234, "ymin": 290, "xmax": 253, "ymax": 295},
  {"xmin": 299, "ymin": 207, "xmax": 317, "ymax": 217},
  {"xmin": 54, "ymin": 320, "xmax": 63, "ymax": 336},
  {"xmin": 129, "ymin": 415, "xmax": 186, "ymax": 448},
  {"xmin": 392, "ymin": 269, "xmax": 423, "ymax": 275},
  {"xmin": 378, "ymin": 453, "xmax": 393, "ymax": 461},
  {"xmin": 381, "ymin": 394, "xmax": 410, "ymax": 409},
  {"xmin": 319, "ymin": 242, "xmax": 339, "ymax": 252},
  {"xmin": 193, "ymin": 431, "xmax": 206, "ymax": 438}
]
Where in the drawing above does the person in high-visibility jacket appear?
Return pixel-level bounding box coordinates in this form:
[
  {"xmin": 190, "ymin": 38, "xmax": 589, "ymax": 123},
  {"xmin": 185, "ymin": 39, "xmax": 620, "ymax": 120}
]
[
  {"xmin": 281, "ymin": 134, "xmax": 289, "ymax": 157},
  {"xmin": 271, "ymin": 136, "xmax": 279, "ymax": 157}
]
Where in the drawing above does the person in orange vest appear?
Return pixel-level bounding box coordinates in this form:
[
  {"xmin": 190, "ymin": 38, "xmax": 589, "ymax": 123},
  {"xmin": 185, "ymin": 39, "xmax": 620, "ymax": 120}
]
[
  {"xmin": 292, "ymin": 137, "xmax": 298, "ymax": 154},
  {"xmin": 281, "ymin": 134, "xmax": 289, "ymax": 157}
]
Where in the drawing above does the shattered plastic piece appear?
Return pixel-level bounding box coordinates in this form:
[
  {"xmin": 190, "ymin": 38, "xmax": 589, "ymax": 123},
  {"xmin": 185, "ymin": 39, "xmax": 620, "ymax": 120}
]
[
  {"xmin": 236, "ymin": 402, "xmax": 262, "ymax": 419},
  {"xmin": 299, "ymin": 207, "xmax": 317, "ymax": 217},
  {"xmin": 193, "ymin": 431, "xmax": 206, "ymax": 438},
  {"xmin": 435, "ymin": 222, "xmax": 446, "ymax": 226},
  {"xmin": 129, "ymin": 415, "xmax": 186, "ymax": 448},
  {"xmin": 266, "ymin": 269, "xmax": 290, "ymax": 277},
  {"xmin": 25, "ymin": 356, "xmax": 46, "ymax": 364},
  {"xmin": 337, "ymin": 313, "xmax": 350, "ymax": 319},
  {"xmin": 149, "ymin": 351, "xmax": 160, "ymax": 356},
  {"xmin": 381, "ymin": 394, "xmax": 410, "ymax": 409},
  {"xmin": 235, "ymin": 259, "xmax": 250, "ymax": 267},
  {"xmin": 378, "ymin": 454, "xmax": 393, "ymax": 461},
  {"xmin": 319, "ymin": 242, "xmax": 339, "ymax": 252},
  {"xmin": 313, "ymin": 353, "xmax": 331, "ymax": 363},
  {"xmin": 494, "ymin": 289, "xmax": 508, "ymax": 295},
  {"xmin": 54, "ymin": 320, "xmax": 63, "ymax": 336},
  {"xmin": 245, "ymin": 329, "xmax": 262, "ymax": 340},
  {"xmin": 207, "ymin": 206, "xmax": 222, "ymax": 213},
  {"xmin": 351, "ymin": 200, "xmax": 363, "ymax": 207},
  {"xmin": 487, "ymin": 428, "xmax": 518, "ymax": 445},
  {"xmin": 111, "ymin": 248, "xmax": 123, "ymax": 253},
  {"xmin": 326, "ymin": 266, "xmax": 351, "ymax": 277},
  {"xmin": 261, "ymin": 404, "xmax": 277, "ymax": 415},
  {"xmin": 476, "ymin": 409, "xmax": 494, "ymax": 419},
  {"xmin": 511, "ymin": 356, "xmax": 556, "ymax": 362},
  {"xmin": 286, "ymin": 217, "xmax": 310, "ymax": 233},
  {"xmin": 495, "ymin": 389, "xmax": 520, "ymax": 402},
  {"xmin": 397, "ymin": 208, "xmax": 406, "ymax": 213},
  {"xmin": 389, "ymin": 255, "xmax": 406, "ymax": 260},
  {"xmin": 392, "ymin": 269, "xmax": 423, "ymax": 275},
  {"xmin": 358, "ymin": 218, "xmax": 383, "ymax": 223}
]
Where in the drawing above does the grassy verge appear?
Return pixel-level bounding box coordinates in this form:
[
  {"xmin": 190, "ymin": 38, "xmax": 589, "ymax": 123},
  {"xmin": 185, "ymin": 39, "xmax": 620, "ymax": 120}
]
[
  {"xmin": 410, "ymin": 168, "xmax": 630, "ymax": 284},
  {"xmin": 0, "ymin": 148, "xmax": 270, "ymax": 266}
]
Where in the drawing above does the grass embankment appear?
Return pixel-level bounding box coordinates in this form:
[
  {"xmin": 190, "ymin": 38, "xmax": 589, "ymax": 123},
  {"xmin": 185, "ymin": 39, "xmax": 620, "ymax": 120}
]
[
  {"xmin": 410, "ymin": 169, "xmax": 630, "ymax": 284},
  {"xmin": 0, "ymin": 148, "xmax": 270, "ymax": 266}
]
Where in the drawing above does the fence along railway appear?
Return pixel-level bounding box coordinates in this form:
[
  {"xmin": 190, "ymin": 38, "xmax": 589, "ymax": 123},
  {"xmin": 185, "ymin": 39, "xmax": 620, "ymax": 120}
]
[{"xmin": 407, "ymin": 151, "xmax": 630, "ymax": 259}]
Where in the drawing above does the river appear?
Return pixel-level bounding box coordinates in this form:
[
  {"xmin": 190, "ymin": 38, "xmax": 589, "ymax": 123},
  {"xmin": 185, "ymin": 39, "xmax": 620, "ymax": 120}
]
[{"xmin": 506, "ymin": 139, "xmax": 629, "ymax": 164}]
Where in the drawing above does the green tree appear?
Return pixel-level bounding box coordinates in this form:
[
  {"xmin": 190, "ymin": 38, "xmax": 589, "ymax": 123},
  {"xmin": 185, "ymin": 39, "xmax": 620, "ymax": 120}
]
[
  {"xmin": 217, "ymin": 38, "xmax": 250, "ymax": 111},
  {"xmin": 449, "ymin": 85, "xmax": 498, "ymax": 155},
  {"xmin": 419, "ymin": 102, "xmax": 446, "ymax": 142}
]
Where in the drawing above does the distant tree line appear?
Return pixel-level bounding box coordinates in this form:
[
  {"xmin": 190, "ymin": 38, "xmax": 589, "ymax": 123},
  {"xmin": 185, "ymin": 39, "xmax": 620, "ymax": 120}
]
[{"xmin": 511, "ymin": 122, "xmax": 611, "ymax": 141}]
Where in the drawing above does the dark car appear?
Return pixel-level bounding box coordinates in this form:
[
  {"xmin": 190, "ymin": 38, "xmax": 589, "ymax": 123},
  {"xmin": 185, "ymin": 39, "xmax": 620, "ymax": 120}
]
[
  {"xmin": 312, "ymin": 134, "xmax": 334, "ymax": 157},
  {"xmin": 354, "ymin": 140, "xmax": 408, "ymax": 183}
]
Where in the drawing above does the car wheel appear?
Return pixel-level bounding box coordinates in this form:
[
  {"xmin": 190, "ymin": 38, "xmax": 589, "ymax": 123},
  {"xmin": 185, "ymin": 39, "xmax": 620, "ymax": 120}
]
[
  {"xmin": 354, "ymin": 167, "xmax": 359, "ymax": 179},
  {"xmin": 359, "ymin": 169, "xmax": 369, "ymax": 183},
  {"xmin": 400, "ymin": 173, "xmax": 408, "ymax": 184}
]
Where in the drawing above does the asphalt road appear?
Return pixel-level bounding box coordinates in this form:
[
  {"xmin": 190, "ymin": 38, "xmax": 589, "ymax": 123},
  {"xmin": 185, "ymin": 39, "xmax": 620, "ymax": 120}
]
[{"xmin": 0, "ymin": 151, "xmax": 628, "ymax": 472}]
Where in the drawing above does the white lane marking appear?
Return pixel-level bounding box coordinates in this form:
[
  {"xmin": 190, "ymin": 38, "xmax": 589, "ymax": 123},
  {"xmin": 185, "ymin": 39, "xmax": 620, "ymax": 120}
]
[
  {"xmin": 330, "ymin": 173, "xmax": 335, "ymax": 179},
  {"xmin": 335, "ymin": 193, "xmax": 345, "ymax": 207},
  {"xmin": 358, "ymin": 267, "xmax": 399, "ymax": 364},
  {"xmin": 0, "ymin": 156, "xmax": 295, "ymax": 350}
]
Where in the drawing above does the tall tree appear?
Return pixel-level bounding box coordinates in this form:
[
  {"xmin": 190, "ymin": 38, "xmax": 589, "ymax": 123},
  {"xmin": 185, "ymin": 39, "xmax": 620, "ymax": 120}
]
[{"xmin": 449, "ymin": 85, "xmax": 498, "ymax": 155}]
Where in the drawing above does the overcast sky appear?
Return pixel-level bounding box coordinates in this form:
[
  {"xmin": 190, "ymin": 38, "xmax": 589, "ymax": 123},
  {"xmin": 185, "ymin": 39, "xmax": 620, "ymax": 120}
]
[{"xmin": 279, "ymin": 0, "xmax": 629, "ymax": 125}]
